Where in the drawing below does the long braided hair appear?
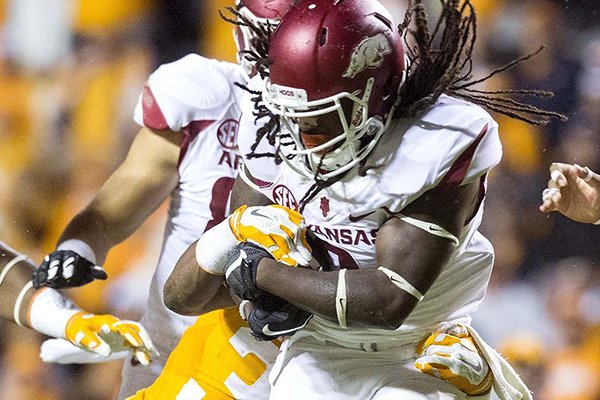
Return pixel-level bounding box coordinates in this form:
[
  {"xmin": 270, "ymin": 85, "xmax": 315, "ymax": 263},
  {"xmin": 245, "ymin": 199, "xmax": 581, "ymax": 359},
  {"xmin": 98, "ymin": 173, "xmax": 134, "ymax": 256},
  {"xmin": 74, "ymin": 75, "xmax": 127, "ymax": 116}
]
[
  {"xmin": 228, "ymin": 0, "xmax": 567, "ymax": 212},
  {"xmin": 396, "ymin": 0, "xmax": 567, "ymax": 124}
]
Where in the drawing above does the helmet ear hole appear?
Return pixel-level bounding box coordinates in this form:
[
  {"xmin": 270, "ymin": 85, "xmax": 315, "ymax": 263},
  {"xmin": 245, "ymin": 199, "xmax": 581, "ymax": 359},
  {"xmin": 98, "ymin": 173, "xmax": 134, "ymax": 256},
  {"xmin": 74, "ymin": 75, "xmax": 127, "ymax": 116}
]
[{"xmin": 320, "ymin": 28, "xmax": 328, "ymax": 46}]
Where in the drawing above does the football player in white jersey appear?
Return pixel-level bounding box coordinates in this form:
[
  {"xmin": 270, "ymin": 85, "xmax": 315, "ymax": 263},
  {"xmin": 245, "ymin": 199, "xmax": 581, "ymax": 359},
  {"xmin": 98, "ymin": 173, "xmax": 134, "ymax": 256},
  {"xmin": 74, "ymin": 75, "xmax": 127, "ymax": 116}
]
[
  {"xmin": 540, "ymin": 162, "xmax": 600, "ymax": 225},
  {"xmin": 0, "ymin": 240, "xmax": 156, "ymax": 364},
  {"xmin": 166, "ymin": 0, "xmax": 566, "ymax": 398},
  {"xmin": 30, "ymin": 1, "xmax": 297, "ymax": 398}
]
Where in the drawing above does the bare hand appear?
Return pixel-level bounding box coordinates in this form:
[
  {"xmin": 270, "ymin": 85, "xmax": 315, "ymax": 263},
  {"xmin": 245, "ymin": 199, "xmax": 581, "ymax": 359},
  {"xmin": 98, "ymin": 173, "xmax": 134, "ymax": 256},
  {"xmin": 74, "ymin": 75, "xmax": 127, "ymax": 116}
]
[{"xmin": 539, "ymin": 163, "xmax": 600, "ymax": 224}]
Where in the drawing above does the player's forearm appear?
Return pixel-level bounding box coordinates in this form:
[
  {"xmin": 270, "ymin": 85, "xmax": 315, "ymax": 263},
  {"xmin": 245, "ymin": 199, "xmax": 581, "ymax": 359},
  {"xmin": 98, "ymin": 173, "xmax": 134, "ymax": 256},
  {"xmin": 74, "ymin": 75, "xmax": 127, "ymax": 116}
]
[
  {"xmin": 58, "ymin": 127, "xmax": 181, "ymax": 263},
  {"xmin": 57, "ymin": 208, "xmax": 114, "ymax": 264},
  {"xmin": 58, "ymin": 170, "xmax": 178, "ymax": 264},
  {"xmin": 255, "ymin": 259, "xmax": 416, "ymax": 329},
  {"xmin": 164, "ymin": 241, "xmax": 225, "ymax": 315}
]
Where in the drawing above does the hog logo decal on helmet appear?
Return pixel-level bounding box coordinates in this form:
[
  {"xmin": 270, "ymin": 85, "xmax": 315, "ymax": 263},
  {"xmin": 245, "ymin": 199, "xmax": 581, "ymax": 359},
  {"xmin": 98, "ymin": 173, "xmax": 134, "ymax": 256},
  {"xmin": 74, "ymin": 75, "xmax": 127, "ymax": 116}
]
[
  {"xmin": 262, "ymin": 0, "xmax": 406, "ymax": 181},
  {"xmin": 343, "ymin": 33, "xmax": 393, "ymax": 79}
]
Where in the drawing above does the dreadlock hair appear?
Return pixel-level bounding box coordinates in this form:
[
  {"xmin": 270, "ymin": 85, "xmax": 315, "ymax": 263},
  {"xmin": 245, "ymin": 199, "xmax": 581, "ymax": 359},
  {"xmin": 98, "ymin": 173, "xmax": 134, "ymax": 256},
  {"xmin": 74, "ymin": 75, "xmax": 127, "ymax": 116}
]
[
  {"xmin": 220, "ymin": 4, "xmax": 287, "ymax": 163},
  {"xmin": 219, "ymin": 5, "xmax": 274, "ymax": 79},
  {"xmin": 230, "ymin": 0, "xmax": 568, "ymax": 212},
  {"xmin": 396, "ymin": 0, "xmax": 568, "ymax": 125}
]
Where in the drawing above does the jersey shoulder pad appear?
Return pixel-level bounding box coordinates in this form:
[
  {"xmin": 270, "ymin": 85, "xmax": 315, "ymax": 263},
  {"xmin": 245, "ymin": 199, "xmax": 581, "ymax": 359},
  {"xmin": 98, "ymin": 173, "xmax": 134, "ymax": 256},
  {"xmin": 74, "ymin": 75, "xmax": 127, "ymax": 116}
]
[
  {"xmin": 433, "ymin": 97, "xmax": 502, "ymax": 188},
  {"xmin": 133, "ymin": 54, "xmax": 246, "ymax": 131},
  {"xmin": 379, "ymin": 96, "xmax": 502, "ymax": 195}
]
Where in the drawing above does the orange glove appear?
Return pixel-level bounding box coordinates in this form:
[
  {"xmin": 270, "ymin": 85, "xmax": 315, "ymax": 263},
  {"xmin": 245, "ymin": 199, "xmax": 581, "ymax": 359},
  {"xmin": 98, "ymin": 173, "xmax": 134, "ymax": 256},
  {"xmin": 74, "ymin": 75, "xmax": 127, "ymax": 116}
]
[
  {"xmin": 65, "ymin": 312, "xmax": 157, "ymax": 366},
  {"xmin": 229, "ymin": 205, "xmax": 312, "ymax": 266},
  {"xmin": 415, "ymin": 324, "xmax": 493, "ymax": 396}
]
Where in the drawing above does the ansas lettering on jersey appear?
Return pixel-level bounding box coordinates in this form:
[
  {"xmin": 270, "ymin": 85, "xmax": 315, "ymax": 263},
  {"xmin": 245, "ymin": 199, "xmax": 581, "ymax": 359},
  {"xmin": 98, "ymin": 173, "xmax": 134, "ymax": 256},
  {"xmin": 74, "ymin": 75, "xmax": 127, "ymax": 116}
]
[{"xmin": 309, "ymin": 224, "xmax": 378, "ymax": 246}]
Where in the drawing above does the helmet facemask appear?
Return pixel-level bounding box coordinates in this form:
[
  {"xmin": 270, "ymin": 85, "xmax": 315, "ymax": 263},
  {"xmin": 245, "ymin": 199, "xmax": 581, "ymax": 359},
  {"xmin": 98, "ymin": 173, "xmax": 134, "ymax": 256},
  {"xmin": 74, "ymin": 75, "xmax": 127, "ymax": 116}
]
[{"xmin": 263, "ymin": 77, "xmax": 394, "ymax": 181}]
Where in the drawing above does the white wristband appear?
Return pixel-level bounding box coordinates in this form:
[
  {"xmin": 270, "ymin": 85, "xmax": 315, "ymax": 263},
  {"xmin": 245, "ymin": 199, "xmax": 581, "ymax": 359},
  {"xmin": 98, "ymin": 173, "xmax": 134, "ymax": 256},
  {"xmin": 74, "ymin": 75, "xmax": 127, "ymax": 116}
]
[
  {"xmin": 335, "ymin": 269, "xmax": 348, "ymax": 329},
  {"xmin": 594, "ymin": 219, "xmax": 600, "ymax": 226},
  {"xmin": 57, "ymin": 239, "xmax": 98, "ymax": 265},
  {"xmin": 195, "ymin": 218, "xmax": 240, "ymax": 275},
  {"xmin": 29, "ymin": 288, "xmax": 81, "ymax": 339}
]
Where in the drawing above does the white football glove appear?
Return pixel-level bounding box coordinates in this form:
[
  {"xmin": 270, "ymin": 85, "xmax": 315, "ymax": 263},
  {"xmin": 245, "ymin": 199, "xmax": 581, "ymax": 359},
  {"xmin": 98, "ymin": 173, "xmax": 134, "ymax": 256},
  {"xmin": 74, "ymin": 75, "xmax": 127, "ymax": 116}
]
[{"xmin": 415, "ymin": 323, "xmax": 493, "ymax": 396}]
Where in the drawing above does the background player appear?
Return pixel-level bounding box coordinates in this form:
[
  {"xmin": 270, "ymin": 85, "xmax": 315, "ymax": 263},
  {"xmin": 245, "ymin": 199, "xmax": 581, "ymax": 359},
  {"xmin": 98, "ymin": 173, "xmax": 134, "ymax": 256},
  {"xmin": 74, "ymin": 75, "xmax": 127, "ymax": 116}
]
[{"xmin": 31, "ymin": 1, "xmax": 298, "ymax": 398}]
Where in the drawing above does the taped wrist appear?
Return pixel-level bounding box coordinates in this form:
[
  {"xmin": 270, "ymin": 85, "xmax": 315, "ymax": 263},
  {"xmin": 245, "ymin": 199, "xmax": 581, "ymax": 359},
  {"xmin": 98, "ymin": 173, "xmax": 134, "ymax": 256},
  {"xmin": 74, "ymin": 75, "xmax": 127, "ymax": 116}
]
[
  {"xmin": 57, "ymin": 239, "xmax": 98, "ymax": 265},
  {"xmin": 195, "ymin": 217, "xmax": 240, "ymax": 274},
  {"xmin": 28, "ymin": 288, "xmax": 81, "ymax": 338}
]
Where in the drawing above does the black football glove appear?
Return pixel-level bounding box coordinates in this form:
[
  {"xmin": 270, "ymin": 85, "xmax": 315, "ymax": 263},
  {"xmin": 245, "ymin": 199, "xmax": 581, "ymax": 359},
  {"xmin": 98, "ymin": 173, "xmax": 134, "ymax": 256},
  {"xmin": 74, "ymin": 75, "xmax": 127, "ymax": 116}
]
[
  {"xmin": 245, "ymin": 293, "xmax": 313, "ymax": 341},
  {"xmin": 224, "ymin": 242, "xmax": 272, "ymax": 301},
  {"xmin": 32, "ymin": 250, "xmax": 107, "ymax": 289}
]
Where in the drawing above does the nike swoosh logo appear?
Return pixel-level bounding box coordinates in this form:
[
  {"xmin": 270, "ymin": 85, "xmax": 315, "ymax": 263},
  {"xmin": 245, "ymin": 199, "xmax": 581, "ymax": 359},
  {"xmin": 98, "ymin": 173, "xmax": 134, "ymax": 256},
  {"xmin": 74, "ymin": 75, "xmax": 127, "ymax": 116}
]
[
  {"xmin": 462, "ymin": 356, "xmax": 484, "ymax": 375},
  {"xmin": 348, "ymin": 206, "xmax": 401, "ymax": 222},
  {"xmin": 389, "ymin": 276, "xmax": 403, "ymax": 285},
  {"xmin": 224, "ymin": 250, "xmax": 247, "ymax": 280},
  {"xmin": 250, "ymin": 208, "xmax": 273, "ymax": 220},
  {"xmin": 262, "ymin": 314, "xmax": 313, "ymax": 336},
  {"xmin": 348, "ymin": 211, "xmax": 375, "ymax": 222}
]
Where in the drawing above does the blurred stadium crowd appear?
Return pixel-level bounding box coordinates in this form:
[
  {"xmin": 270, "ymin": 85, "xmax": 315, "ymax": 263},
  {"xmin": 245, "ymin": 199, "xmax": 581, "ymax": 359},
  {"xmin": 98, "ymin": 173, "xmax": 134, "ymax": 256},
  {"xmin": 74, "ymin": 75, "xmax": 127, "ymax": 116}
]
[{"xmin": 0, "ymin": 0, "xmax": 598, "ymax": 399}]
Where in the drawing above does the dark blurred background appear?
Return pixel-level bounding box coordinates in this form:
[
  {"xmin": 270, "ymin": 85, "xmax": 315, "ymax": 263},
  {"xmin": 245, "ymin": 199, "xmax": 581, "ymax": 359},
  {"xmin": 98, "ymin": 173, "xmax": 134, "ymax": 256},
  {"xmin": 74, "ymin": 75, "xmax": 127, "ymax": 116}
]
[{"xmin": 0, "ymin": 0, "xmax": 598, "ymax": 398}]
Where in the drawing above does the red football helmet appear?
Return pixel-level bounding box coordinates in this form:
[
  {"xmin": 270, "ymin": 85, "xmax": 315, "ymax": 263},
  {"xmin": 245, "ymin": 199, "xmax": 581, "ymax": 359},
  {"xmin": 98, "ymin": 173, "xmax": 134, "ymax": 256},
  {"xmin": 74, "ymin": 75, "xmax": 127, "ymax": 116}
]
[
  {"xmin": 262, "ymin": 0, "xmax": 405, "ymax": 180},
  {"xmin": 234, "ymin": 0, "xmax": 297, "ymax": 77}
]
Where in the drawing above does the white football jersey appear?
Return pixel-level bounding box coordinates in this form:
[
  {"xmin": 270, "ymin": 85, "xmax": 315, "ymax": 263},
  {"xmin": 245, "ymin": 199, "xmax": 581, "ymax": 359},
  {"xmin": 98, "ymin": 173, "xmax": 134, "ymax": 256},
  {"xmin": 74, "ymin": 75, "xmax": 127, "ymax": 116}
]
[
  {"xmin": 239, "ymin": 85, "xmax": 502, "ymax": 346},
  {"xmin": 132, "ymin": 54, "xmax": 246, "ymax": 350}
]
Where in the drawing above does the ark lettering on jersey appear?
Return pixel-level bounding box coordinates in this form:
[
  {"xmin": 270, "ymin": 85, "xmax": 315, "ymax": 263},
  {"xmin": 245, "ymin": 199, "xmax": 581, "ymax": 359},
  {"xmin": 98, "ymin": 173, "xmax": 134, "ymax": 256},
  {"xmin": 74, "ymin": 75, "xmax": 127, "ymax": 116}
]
[
  {"xmin": 218, "ymin": 151, "xmax": 243, "ymax": 170},
  {"xmin": 308, "ymin": 224, "xmax": 378, "ymax": 246}
]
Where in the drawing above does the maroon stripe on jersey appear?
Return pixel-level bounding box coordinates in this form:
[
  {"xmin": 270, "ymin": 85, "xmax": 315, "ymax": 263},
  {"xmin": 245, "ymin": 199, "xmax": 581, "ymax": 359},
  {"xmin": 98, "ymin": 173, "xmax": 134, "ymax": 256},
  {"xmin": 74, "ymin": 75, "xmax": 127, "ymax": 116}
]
[
  {"xmin": 178, "ymin": 120, "xmax": 215, "ymax": 167},
  {"xmin": 247, "ymin": 172, "xmax": 272, "ymax": 189},
  {"xmin": 142, "ymin": 85, "xmax": 169, "ymax": 130},
  {"xmin": 438, "ymin": 124, "xmax": 489, "ymax": 189},
  {"xmin": 465, "ymin": 173, "xmax": 487, "ymax": 225}
]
